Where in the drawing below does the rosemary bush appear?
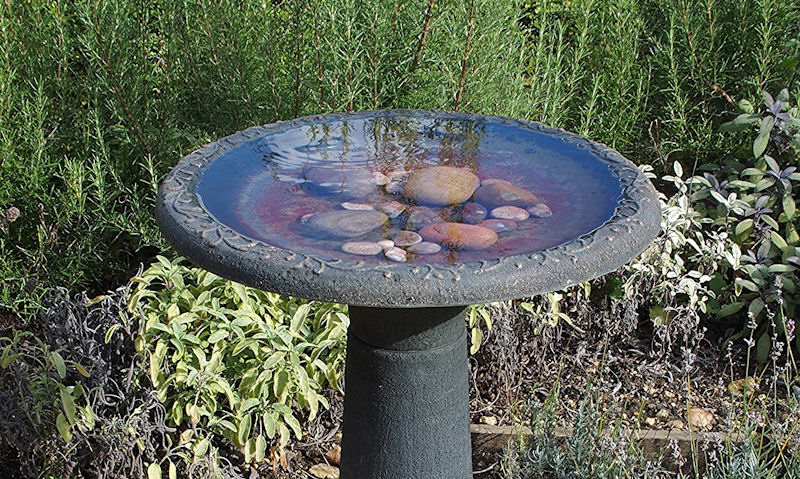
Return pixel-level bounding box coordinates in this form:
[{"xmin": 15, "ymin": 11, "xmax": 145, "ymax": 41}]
[{"xmin": 2, "ymin": 0, "xmax": 797, "ymax": 318}]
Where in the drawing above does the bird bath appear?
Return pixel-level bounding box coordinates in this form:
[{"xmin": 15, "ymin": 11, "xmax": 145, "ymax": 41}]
[{"xmin": 156, "ymin": 110, "xmax": 661, "ymax": 479}]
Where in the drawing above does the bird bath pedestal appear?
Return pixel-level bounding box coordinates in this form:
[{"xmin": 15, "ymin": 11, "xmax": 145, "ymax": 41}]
[{"xmin": 156, "ymin": 110, "xmax": 661, "ymax": 479}]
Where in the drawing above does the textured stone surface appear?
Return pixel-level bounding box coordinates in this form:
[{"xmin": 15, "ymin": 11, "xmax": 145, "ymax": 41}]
[
  {"xmin": 157, "ymin": 109, "xmax": 661, "ymax": 308},
  {"xmin": 474, "ymin": 180, "xmax": 539, "ymax": 208},
  {"xmin": 303, "ymin": 210, "xmax": 388, "ymax": 239},
  {"xmin": 404, "ymin": 166, "xmax": 480, "ymax": 206},
  {"xmin": 419, "ymin": 222, "xmax": 498, "ymax": 250},
  {"xmin": 340, "ymin": 308, "xmax": 471, "ymax": 479}
]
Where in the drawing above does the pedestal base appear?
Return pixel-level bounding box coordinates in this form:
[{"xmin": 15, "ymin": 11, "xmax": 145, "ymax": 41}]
[{"xmin": 340, "ymin": 306, "xmax": 472, "ymax": 479}]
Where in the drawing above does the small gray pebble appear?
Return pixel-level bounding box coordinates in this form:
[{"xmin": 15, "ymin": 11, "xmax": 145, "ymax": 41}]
[{"xmin": 407, "ymin": 242, "xmax": 441, "ymax": 255}]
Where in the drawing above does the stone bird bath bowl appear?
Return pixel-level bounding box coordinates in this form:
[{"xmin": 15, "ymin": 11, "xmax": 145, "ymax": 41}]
[{"xmin": 156, "ymin": 110, "xmax": 661, "ymax": 479}]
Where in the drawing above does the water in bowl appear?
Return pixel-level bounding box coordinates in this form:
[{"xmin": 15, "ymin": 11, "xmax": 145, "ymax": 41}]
[{"xmin": 197, "ymin": 113, "xmax": 622, "ymax": 264}]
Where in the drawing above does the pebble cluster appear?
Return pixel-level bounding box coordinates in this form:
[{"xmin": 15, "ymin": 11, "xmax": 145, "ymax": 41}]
[{"xmin": 288, "ymin": 165, "xmax": 552, "ymax": 262}]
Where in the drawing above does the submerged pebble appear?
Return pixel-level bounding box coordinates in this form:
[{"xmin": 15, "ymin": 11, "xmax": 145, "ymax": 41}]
[
  {"xmin": 377, "ymin": 239, "xmax": 395, "ymax": 250},
  {"xmin": 491, "ymin": 205, "xmax": 529, "ymax": 221},
  {"xmin": 341, "ymin": 202, "xmax": 375, "ymax": 211},
  {"xmin": 341, "ymin": 241, "xmax": 382, "ymax": 255},
  {"xmin": 376, "ymin": 200, "xmax": 406, "ymax": 218},
  {"xmin": 404, "ymin": 166, "xmax": 480, "ymax": 206},
  {"xmin": 461, "ymin": 202, "xmax": 488, "ymax": 224},
  {"xmin": 384, "ymin": 247, "xmax": 407, "ymax": 262},
  {"xmin": 302, "ymin": 210, "xmax": 388, "ymax": 239},
  {"xmin": 371, "ymin": 171, "xmax": 390, "ymax": 185},
  {"xmin": 419, "ymin": 222, "xmax": 498, "ymax": 250},
  {"xmin": 393, "ymin": 230, "xmax": 423, "ymax": 247},
  {"xmin": 407, "ymin": 241, "xmax": 441, "ymax": 255},
  {"xmin": 478, "ymin": 219, "xmax": 517, "ymax": 233},
  {"xmin": 527, "ymin": 203, "xmax": 553, "ymax": 218}
]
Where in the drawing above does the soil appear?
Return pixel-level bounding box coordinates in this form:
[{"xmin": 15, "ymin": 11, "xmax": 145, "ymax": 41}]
[{"xmin": 246, "ymin": 301, "xmax": 792, "ymax": 479}]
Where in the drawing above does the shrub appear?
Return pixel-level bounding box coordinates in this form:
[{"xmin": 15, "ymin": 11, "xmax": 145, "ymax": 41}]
[
  {"xmin": 129, "ymin": 257, "xmax": 348, "ymax": 463},
  {"xmin": 0, "ymin": 287, "xmax": 175, "ymax": 479}
]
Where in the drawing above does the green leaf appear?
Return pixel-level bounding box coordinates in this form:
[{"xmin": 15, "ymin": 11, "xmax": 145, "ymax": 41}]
[
  {"xmin": 255, "ymin": 435, "xmax": 267, "ymax": 462},
  {"xmin": 60, "ymin": 387, "xmax": 77, "ymax": 424},
  {"xmin": 717, "ymin": 302, "xmax": 745, "ymax": 318},
  {"xmin": 147, "ymin": 463, "xmax": 162, "ymax": 479},
  {"xmin": 56, "ymin": 412, "xmax": 72, "ymax": 442},
  {"xmin": 735, "ymin": 219, "xmax": 754, "ymax": 236},
  {"xmin": 283, "ymin": 412, "xmax": 302, "ymax": 439},
  {"xmin": 51, "ymin": 351, "xmax": 66, "ymax": 379},
  {"xmin": 783, "ymin": 195, "xmax": 796, "ymax": 220},
  {"xmin": 240, "ymin": 398, "xmax": 260, "ymax": 413},
  {"xmin": 207, "ymin": 329, "xmax": 228, "ymax": 344},
  {"xmin": 291, "ymin": 303, "xmax": 311, "ymax": 333},
  {"xmin": 738, "ymin": 99, "xmax": 754, "ymax": 114},
  {"xmin": 470, "ymin": 327, "xmax": 482, "ymax": 355},
  {"xmin": 753, "ymin": 116, "xmax": 775, "ymax": 158},
  {"xmin": 263, "ymin": 412, "xmax": 276, "ymax": 439},
  {"xmin": 274, "ymin": 369, "xmax": 289, "ymax": 401},
  {"xmin": 71, "ymin": 361, "xmax": 90, "ymax": 378},
  {"xmin": 1, "ymin": 352, "xmax": 21, "ymax": 368},
  {"xmin": 104, "ymin": 324, "xmax": 120, "ymax": 344},
  {"xmin": 193, "ymin": 438, "xmax": 209, "ymax": 458},
  {"xmin": 169, "ymin": 462, "xmax": 177, "ymax": 479},
  {"xmin": 771, "ymin": 231, "xmax": 788, "ymax": 250},
  {"xmin": 768, "ymin": 264, "xmax": 796, "ymax": 273},
  {"xmin": 238, "ymin": 414, "xmax": 252, "ymax": 446}
]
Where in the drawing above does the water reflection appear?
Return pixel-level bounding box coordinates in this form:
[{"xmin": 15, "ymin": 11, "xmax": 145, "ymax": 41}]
[{"xmin": 197, "ymin": 113, "xmax": 622, "ymax": 264}]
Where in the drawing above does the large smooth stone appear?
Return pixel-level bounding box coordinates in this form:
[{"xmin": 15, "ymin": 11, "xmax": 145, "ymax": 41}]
[
  {"xmin": 419, "ymin": 222, "xmax": 498, "ymax": 250},
  {"xmin": 303, "ymin": 210, "xmax": 388, "ymax": 239},
  {"xmin": 403, "ymin": 166, "xmax": 480, "ymax": 206},
  {"xmin": 303, "ymin": 166, "xmax": 377, "ymax": 199},
  {"xmin": 474, "ymin": 179, "xmax": 539, "ymax": 208}
]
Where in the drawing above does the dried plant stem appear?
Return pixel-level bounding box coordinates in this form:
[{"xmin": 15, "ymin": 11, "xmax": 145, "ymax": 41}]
[
  {"xmin": 454, "ymin": 0, "xmax": 475, "ymax": 112},
  {"xmin": 409, "ymin": 0, "xmax": 436, "ymax": 77}
]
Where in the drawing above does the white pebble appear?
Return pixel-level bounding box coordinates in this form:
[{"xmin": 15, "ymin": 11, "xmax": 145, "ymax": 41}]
[
  {"xmin": 407, "ymin": 242, "xmax": 441, "ymax": 255},
  {"xmin": 341, "ymin": 202, "xmax": 375, "ymax": 211},
  {"xmin": 384, "ymin": 247, "xmax": 407, "ymax": 263},
  {"xmin": 393, "ymin": 230, "xmax": 422, "ymax": 247},
  {"xmin": 527, "ymin": 203, "xmax": 553, "ymax": 218},
  {"xmin": 377, "ymin": 239, "xmax": 395, "ymax": 250},
  {"xmin": 491, "ymin": 206, "xmax": 529, "ymax": 221},
  {"xmin": 341, "ymin": 242, "xmax": 383, "ymax": 255},
  {"xmin": 376, "ymin": 201, "xmax": 406, "ymax": 218},
  {"xmin": 371, "ymin": 171, "xmax": 390, "ymax": 185}
]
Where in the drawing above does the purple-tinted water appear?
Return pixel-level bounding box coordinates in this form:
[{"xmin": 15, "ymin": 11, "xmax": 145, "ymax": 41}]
[{"xmin": 197, "ymin": 114, "xmax": 622, "ymax": 264}]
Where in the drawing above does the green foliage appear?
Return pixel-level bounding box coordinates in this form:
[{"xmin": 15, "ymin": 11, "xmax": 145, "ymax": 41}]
[
  {"xmin": 130, "ymin": 257, "xmax": 348, "ymax": 462},
  {"xmin": 2, "ymin": 0, "xmax": 797, "ymax": 318},
  {"xmin": 653, "ymin": 90, "xmax": 800, "ymax": 364},
  {"xmin": 501, "ymin": 387, "xmax": 667, "ymax": 478},
  {"xmin": 0, "ymin": 330, "xmax": 95, "ymax": 471},
  {"xmin": 501, "ymin": 385, "xmax": 800, "ymax": 478}
]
